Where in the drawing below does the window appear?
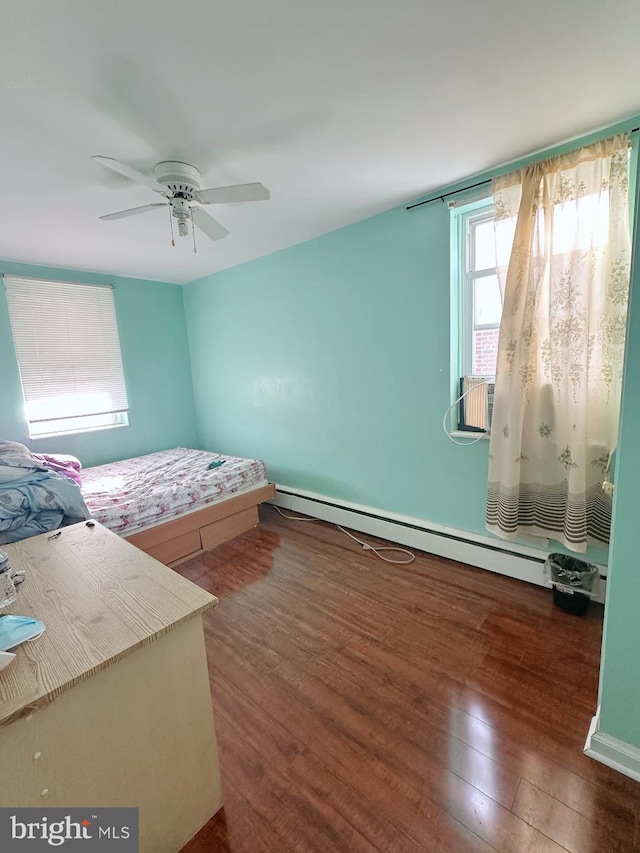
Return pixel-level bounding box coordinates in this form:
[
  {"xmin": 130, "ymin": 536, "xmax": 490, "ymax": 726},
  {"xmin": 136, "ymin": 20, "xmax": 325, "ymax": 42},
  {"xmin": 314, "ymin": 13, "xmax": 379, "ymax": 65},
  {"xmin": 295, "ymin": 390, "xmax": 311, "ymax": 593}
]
[
  {"xmin": 450, "ymin": 144, "xmax": 632, "ymax": 436},
  {"xmin": 449, "ymin": 198, "xmax": 501, "ymax": 433},
  {"xmin": 4, "ymin": 276, "xmax": 129, "ymax": 439},
  {"xmin": 454, "ymin": 182, "xmax": 618, "ymax": 381},
  {"xmin": 455, "ymin": 199, "xmax": 502, "ymax": 378}
]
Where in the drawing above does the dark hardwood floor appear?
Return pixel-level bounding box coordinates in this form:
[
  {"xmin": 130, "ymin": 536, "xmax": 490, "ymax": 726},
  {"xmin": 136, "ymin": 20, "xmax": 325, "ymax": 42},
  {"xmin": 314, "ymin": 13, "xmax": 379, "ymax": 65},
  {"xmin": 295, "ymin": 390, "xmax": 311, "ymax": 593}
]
[{"xmin": 178, "ymin": 506, "xmax": 640, "ymax": 852}]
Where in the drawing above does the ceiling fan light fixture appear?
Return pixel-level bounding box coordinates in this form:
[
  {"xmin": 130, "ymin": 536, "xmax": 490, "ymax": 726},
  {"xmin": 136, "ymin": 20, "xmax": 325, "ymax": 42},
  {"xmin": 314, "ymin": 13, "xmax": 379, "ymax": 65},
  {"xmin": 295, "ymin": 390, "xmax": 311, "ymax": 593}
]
[{"xmin": 170, "ymin": 197, "xmax": 191, "ymax": 237}]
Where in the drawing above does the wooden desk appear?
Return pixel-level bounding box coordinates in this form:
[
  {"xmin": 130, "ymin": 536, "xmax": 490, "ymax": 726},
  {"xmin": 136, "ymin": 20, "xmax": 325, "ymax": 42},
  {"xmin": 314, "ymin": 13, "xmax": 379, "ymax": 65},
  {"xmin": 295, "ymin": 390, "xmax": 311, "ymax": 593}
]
[{"xmin": 0, "ymin": 522, "xmax": 222, "ymax": 853}]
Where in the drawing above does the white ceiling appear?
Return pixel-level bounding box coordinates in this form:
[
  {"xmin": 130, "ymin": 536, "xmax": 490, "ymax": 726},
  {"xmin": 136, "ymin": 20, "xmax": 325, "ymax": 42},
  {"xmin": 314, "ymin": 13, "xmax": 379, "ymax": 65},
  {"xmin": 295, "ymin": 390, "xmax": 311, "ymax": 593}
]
[{"xmin": 1, "ymin": 0, "xmax": 639, "ymax": 285}]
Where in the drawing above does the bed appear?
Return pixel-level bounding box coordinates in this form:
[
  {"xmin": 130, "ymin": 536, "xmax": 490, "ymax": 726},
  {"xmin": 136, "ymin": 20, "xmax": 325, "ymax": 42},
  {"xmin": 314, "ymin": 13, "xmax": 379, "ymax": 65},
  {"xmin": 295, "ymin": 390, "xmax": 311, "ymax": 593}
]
[{"xmin": 81, "ymin": 447, "xmax": 275, "ymax": 566}]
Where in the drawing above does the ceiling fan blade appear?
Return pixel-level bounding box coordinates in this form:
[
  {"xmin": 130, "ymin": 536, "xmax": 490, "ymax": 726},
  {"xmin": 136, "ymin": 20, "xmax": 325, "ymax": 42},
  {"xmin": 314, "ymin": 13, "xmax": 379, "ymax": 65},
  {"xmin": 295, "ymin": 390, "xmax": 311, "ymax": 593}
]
[
  {"xmin": 191, "ymin": 207, "xmax": 230, "ymax": 241},
  {"xmin": 93, "ymin": 155, "xmax": 168, "ymax": 194},
  {"xmin": 196, "ymin": 182, "xmax": 270, "ymax": 205},
  {"xmin": 99, "ymin": 203, "xmax": 168, "ymax": 221}
]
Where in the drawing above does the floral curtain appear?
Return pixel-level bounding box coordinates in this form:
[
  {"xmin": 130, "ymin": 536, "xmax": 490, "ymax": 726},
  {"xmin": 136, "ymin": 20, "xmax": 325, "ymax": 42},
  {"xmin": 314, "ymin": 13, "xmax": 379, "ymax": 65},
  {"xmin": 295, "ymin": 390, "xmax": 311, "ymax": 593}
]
[{"xmin": 486, "ymin": 134, "xmax": 632, "ymax": 552}]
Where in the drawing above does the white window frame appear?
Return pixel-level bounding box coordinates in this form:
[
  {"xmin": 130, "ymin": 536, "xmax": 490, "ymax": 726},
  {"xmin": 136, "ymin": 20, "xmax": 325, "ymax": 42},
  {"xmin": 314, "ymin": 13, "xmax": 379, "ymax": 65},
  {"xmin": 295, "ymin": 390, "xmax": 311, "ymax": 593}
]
[
  {"xmin": 4, "ymin": 276, "xmax": 130, "ymax": 439},
  {"xmin": 457, "ymin": 199, "xmax": 499, "ymax": 379},
  {"xmin": 448, "ymin": 196, "xmax": 499, "ymax": 435}
]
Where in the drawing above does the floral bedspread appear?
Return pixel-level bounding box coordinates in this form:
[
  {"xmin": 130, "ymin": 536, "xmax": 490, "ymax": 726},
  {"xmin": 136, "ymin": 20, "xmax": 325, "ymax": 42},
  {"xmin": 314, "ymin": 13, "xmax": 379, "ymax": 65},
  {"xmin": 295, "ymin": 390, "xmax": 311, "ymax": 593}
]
[{"xmin": 81, "ymin": 447, "xmax": 268, "ymax": 536}]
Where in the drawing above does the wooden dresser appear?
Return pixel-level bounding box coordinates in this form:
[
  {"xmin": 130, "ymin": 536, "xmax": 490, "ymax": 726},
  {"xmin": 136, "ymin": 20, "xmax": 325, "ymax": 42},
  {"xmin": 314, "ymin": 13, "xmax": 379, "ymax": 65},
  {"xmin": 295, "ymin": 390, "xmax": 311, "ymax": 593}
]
[{"xmin": 0, "ymin": 521, "xmax": 222, "ymax": 853}]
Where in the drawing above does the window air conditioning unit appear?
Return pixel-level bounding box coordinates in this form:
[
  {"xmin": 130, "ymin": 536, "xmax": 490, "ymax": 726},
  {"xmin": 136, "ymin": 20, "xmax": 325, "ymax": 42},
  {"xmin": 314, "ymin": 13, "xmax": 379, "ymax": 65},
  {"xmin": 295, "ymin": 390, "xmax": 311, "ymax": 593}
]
[{"xmin": 459, "ymin": 377, "xmax": 495, "ymax": 432}]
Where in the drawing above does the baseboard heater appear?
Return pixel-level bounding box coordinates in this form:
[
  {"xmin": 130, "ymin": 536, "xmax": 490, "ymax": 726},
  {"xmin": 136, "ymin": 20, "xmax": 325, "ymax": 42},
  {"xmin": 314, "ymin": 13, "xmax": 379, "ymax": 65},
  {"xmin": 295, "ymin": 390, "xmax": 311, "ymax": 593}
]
[{"xmin": 270, "ymin": 485, "xmax": 606, "ymax": 603}]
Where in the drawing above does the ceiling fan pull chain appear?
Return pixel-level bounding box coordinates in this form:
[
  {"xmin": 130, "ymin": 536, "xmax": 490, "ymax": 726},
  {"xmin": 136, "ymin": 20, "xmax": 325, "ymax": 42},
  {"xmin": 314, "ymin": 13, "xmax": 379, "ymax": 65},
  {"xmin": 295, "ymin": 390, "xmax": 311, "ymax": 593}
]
[
  {"xmin": 191, "ymin": 210, "xmax": 197, "ymax": 254},
  {"xmin": 168, "ymin": 206, "xmax": 175, "ymax": 247}
]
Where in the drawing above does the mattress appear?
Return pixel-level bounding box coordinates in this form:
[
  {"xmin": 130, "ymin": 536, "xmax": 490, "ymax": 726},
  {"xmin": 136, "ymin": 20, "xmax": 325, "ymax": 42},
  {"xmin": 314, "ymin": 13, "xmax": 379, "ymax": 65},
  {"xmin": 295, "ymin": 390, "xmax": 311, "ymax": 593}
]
[{"xmin": 81, "ymin": 447, "xmax": 268, "ymax": 536}]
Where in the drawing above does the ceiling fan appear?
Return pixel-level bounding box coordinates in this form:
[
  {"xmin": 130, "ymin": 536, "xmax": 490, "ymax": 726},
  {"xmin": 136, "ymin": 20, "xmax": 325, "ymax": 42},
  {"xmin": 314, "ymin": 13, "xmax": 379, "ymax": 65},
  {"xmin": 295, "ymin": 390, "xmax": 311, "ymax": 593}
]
[{"xmin": 93, "ymin": 156, "xmax": 270, "ymax": 247}]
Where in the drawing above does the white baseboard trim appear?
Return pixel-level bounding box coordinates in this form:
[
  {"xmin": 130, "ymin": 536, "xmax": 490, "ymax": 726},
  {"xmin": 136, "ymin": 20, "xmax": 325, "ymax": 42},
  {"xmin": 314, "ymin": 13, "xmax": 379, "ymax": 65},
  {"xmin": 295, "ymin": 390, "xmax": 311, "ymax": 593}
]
[
  {"xmin": 584, "ymin": 707, "xmax": 640, "ymax": 783},
  {"xmin": 271, "ymin": 484, "xmax": 607, "ymax": 602}
]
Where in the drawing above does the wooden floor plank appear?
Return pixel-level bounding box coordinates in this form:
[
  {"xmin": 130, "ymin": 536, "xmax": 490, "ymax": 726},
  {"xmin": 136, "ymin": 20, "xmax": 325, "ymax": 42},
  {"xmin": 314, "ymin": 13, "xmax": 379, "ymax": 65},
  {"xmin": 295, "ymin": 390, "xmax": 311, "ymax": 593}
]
[
  {"xmin": 214, "ymin": 678, "xmax": 428, "ymax": 853},
  {"xmin": 512, "ymin": 779, "xmax": 635, "ymax": 853},
  {"xmin": 180, "ymin": 506, "xmax": 640, "ymax": 852}
]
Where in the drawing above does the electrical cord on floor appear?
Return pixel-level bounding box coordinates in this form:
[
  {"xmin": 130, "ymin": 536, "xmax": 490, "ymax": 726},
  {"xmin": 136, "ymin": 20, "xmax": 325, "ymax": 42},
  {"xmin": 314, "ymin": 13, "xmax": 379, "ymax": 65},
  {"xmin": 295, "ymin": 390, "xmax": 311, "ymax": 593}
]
[
  {"xmin": 273, "ymin": 507, "xmax": 319, "ymax": 522},
  {"xmin": 335, "ymin": 525, "xmax": 415, "ymax": 565},
  {"xmin": 273, "ymin": 505, "xmax": 415, "ymax": 565}
]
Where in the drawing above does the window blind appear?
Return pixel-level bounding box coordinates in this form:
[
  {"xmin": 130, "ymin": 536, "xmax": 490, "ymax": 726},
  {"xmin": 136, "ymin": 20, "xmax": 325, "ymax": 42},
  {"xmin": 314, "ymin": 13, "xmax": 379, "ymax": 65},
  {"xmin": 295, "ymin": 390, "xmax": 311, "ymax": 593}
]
[{"xmin": 4, "ymin": 276, "xmax": 129, "ymax": 432}]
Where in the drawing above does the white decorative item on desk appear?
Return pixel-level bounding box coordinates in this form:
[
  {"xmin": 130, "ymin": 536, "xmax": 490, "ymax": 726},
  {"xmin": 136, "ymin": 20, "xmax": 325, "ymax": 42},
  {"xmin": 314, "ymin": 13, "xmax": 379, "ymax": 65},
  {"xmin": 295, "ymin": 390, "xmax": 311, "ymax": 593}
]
[
  {"xmin": 0, "ymin": 651, "xmax": 15, "ymax": 671},
  {"xmin": 0, "ymin": 549, "xmax": 17, "ymax": 609}
]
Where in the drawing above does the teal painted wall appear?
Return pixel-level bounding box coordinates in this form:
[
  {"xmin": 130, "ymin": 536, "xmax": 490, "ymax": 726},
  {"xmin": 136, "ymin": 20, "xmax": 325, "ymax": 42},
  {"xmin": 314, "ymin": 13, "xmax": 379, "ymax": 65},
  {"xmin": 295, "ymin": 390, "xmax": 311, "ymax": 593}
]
[
  {"xmin": 184, "ymin": 118, "xmax": 637, "ymax": 555},
  {"xmin": 0, "ymin": 261, "xmax": 198, "ymax": 467},
  {"xmin": 597, "ymin": 169, "xmax": 640, "ymax": 747},
  {"xmin": 185, "ymin": 201, "xmax": 492, "ymax": 532}
]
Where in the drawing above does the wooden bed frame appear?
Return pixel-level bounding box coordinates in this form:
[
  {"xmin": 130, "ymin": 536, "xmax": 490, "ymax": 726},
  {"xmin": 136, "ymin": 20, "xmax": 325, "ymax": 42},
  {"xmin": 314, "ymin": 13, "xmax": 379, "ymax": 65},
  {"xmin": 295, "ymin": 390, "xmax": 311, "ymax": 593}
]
[{"xmin": 125, "ymin": 482, "xmax": 275, "ymax": 567}]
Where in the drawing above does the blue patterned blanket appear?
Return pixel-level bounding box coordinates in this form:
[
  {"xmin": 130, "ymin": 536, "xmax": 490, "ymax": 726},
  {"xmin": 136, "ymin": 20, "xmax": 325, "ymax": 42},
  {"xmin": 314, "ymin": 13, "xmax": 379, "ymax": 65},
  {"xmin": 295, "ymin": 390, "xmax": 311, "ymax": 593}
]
[{"xmin": 0, "ymin": 441, "xmax": 89, "ymax": 544}]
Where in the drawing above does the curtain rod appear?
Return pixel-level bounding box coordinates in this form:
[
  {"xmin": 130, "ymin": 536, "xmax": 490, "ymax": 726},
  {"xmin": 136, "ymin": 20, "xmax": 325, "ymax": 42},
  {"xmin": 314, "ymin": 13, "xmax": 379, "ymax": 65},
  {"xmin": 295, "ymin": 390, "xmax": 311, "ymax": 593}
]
[{"xmin": 405, "ymin": 126, "xmax": 640, "ymax": 212}]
